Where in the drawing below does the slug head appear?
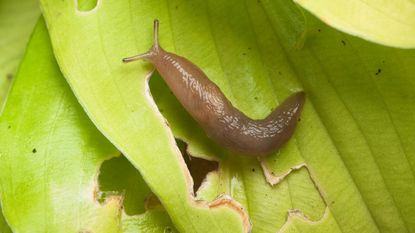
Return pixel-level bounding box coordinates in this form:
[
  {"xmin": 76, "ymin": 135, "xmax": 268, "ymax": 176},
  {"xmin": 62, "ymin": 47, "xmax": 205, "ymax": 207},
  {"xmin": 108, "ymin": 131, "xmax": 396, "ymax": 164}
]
[{"xmin": 122, "ymin": 20, "xmax": 161, "ymax": 63}]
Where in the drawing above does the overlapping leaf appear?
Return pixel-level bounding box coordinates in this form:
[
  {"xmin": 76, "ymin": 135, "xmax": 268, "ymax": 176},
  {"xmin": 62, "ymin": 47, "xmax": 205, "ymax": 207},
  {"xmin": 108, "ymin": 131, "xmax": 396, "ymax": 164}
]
[
  {"xmin": 16, "ymin": 0, "xmax": 415, "ymax": 232},
  {"xmin": 0, "ymin": 208, "xmax": 11, "ymax": 233},
  {"xmin": 295, "ymin": 0, "xmax": 415, "ymax": 48},
  {"xmin": 0, "ymin": 0, "xmax": 39, "ymax": 111},
  {"xmin": 0, "ymin": 19, "xmax": 176, "ymax": 233}
]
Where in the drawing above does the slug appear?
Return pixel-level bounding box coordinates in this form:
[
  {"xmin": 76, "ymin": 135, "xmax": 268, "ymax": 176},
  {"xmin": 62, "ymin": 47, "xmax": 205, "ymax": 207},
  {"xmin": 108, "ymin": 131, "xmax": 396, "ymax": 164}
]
[{"xmin": 123, "ymin": 20, "xmax": 305, "ymax": 156}]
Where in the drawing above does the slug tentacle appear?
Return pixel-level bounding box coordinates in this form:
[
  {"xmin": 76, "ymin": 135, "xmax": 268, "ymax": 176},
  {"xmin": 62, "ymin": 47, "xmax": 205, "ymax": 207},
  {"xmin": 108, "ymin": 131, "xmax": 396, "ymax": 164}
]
[
  {"xmin": 122, "ymin": 20, "xmax": 161, "ymax": 63},
  {"xmin": 122, "ymin": 52, "xmax": 155, "ymax": 63},
  {"xmin": 123, "ymin": 20, "xmax": 305, "ymax": 156}
]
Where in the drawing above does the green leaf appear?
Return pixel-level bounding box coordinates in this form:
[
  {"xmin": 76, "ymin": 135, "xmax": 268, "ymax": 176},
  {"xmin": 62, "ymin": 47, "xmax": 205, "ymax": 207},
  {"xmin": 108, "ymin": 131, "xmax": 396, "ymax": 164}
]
[
  {"xmin": 122, "ymin": 210, "xmax": 178, "ymax": 233},
  {"xmin": 294, "ymin": 0, "xmax": 415, "ymax": 48},
  {"xmin": 40, "ymin": 1, "xmax": 251, "ymax": 232},
  {"xmin": 40, "ymin": 0, "xmax": 415, "ymax": 232},
  {"xmin": 0, "ymin": 0, "xmax": 40, "ymax": 111},
  {"xmin": 0, "ymin": 18, "xmax": 176, "ymax": 233}
]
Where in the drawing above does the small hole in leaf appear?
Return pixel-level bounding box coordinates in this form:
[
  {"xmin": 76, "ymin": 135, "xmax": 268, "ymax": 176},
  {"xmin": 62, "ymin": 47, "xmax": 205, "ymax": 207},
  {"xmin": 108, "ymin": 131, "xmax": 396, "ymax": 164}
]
[
  {"xmin": 98, "ymin": 155, "xmax": 152, "ymax": 215},
  {"xmin": 77, "ymin": 0, "xmax": 98, "ymax": 12},
  {"xmin": 164, "ymin": 226, "xmax": 174, "ymax": 233}
]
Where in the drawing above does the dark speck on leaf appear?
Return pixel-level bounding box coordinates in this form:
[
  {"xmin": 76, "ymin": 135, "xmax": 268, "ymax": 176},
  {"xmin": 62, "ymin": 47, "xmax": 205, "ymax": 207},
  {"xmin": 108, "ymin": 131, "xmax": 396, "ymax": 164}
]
[
  {"xmin": 278, "ymin": 71, "xmax": 282, "ymax": 75},
  {"xmin": 254, "ymin": 96, "xmax": 258, "ymax": 100},
  {"xmin": 251, "ymin": 168, "xmax": 255, "ymax": 172},
  {"xmin": 257, "ymin": 0, "xmax": 261, "ymax": 3},
  {"xmin": 298, "ymin": 118, "xmax": 301, "ymax": 122},
  {"xmin": 8, "ymin": 125, "xmax": 11, "ymax": 129},
  {"xmin": 318, "ymin": 29, "xmax": 321, "ymax": 32},
  {"xmin": 341, "ymin": 40, "xmax": 346, "ymax": 46},
  {"xmin": 248, "ymin": 47, "xmax": 252, "ymax": 50},
  {"xmin": 375, "ymin": 68, "xmax": 382, "ymax": 75},
  {"xmin": 32, "ymin": 148, "xmax": 37, "ymax": 153},
  {"xmin": 6, "ymin": 74, "xmax": 13, "ymax": 80},
  {"xmin": 242, "ymin": 53, "xmax": 246, "ymax": 56},
  {"xmin": 175, "ymin": 5, "xmax": 178, "ymax": 9},
  {"xmin": 271, "ymin": 171, "xmax": 275, "ymax": 175}
]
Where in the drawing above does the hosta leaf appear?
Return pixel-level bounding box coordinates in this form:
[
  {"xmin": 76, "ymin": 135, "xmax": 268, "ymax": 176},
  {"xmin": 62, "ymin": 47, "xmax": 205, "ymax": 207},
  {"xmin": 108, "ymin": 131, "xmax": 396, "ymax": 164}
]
[
  {"xmin": 0, "ymin": 18, "xmax": 175, "ymax": 233},
  {"xmin": 160, "ymin": 0, "xmax": 415, "ymax": 231},
  {"xmin": 40, "ymin": 0, "xmax": 415, "ymax": 232},
  {"xmin": 0, "ymin": 0, "xmax": 40, "ymax": 111},
  {"xmin": 40, "ymin": 0, "xmax": 251, "ymax": 232},
  {"xmin": 294, "ymin": 0, "xmax": 415, "ymax": 48}
]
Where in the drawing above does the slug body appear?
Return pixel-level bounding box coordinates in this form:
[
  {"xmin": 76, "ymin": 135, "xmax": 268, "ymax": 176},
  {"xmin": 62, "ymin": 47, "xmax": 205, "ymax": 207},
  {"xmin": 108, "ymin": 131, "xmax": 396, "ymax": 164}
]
[{"xmin": 123, "ymin": 20, "xmax": 305, "ymax": 156}]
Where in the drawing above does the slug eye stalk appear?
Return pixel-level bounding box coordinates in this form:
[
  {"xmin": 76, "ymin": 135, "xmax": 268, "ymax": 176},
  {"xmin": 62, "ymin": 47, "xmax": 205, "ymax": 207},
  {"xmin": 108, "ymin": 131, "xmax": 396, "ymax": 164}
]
[{"xmin": 122, "ymin": 20, "xmax": 160, "ymax": 63}]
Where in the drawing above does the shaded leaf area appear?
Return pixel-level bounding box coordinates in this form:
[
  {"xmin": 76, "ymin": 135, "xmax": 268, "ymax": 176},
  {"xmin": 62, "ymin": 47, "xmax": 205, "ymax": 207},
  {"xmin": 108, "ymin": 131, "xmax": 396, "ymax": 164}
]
[
  {"xmin": 0, "ymin": 0, "xmax": 40, "ymax": 111},
  {"xmin": 294, "ymin": 0, "xmax": 415, "ymax": 48},
  {"xmin": 0, "ymin": 19, "xmax": 176, "ymax": 233},
  {"xmin": 40, "ymin": 0, "xmax": 415, "ymax": 233},
  {"xmin": 0, "ymin": 204, "xmax": 12, "ymax": 233}
]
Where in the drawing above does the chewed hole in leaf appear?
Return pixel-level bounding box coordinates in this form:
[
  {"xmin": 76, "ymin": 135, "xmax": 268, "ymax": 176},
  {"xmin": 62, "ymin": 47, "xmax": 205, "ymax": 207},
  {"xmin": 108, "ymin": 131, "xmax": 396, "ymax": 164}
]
[
  {"xmin": 97, "ymin": 155, "xmax": 152, "ymax": 215},
  {"xmin": 148, "ymin": 71, "xmax": 223, "ymax": 193},
  {"xmin": 77, "ymin": 0, "xmax": 97, "ymax": 12},
  {"xmin": 177, "ymin": 140, "xmax": 219, "ymax": 193}
]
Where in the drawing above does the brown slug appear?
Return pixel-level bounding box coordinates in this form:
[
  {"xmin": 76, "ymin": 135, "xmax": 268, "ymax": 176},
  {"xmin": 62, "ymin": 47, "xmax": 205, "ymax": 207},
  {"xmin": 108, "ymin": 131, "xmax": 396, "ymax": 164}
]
[{"xmin": 123, "ymin": 20, "xmax": 305, "ymax": 156}]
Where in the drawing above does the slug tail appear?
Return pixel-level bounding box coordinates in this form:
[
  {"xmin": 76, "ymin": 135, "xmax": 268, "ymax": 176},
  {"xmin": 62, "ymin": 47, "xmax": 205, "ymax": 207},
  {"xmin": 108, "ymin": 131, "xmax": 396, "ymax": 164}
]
[
  {"xmin": 122, "ymin": 19, "xmax": 161, "ymax": 64},
  {"xmin": 266, "ymin": 91, "xmax": 305, "ymax": 122}
]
